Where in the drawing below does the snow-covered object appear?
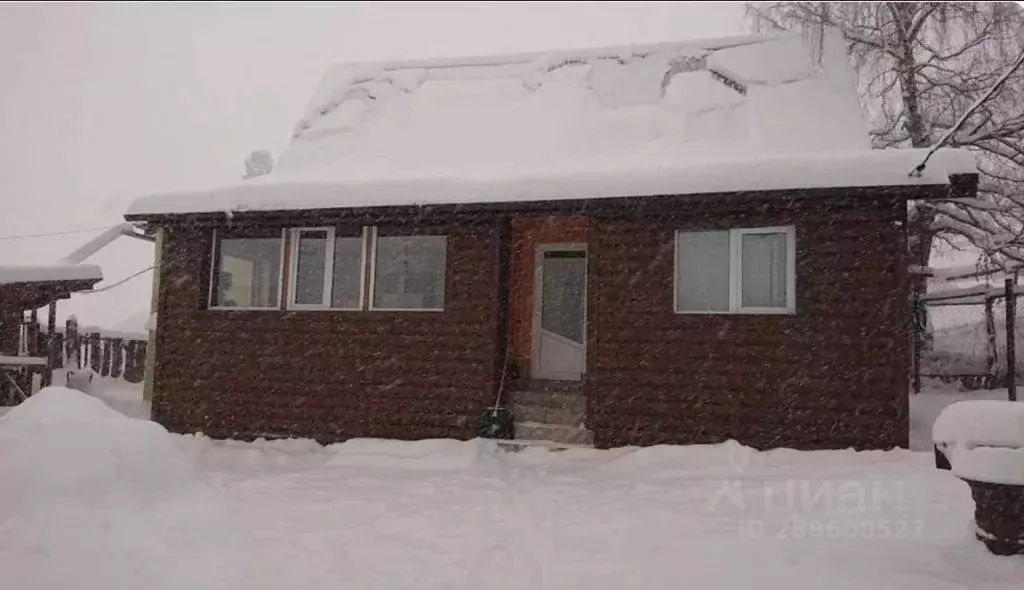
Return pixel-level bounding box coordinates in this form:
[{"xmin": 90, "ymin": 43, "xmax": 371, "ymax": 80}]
[
  {"xmin": 126, "ymin": 30, "xmax": 978, "ymax": 217},
  {"xmin": 64, "ymin": 367, "xmax": 95, "ymax": 392},
  {"xmin": 952, "ymin": 447, "xmax": 1024, "ymax": 486},
  {"xmin": 0, "ymin": 263, "xmax": 102, "ymax": 285},
  {"xmin": 0, "ymin": 387, "xmax": 193, "ymax": 515},
  {"xmin": 933, "ymin": 400, "xmax": 1024, "ymax": 451},
  {"xmin": 934, "ymin": 400, "xmax": 1024, "ymax": 485}
]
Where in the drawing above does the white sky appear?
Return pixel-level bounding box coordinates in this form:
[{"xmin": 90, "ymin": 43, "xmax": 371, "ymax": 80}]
[
  {"xmin": 0, "ymin": 1, "xmax": 745, "ymax": 328},
  {"xmin": 0, "ymin": 2, "xmax": 978, "ymax": 330}
]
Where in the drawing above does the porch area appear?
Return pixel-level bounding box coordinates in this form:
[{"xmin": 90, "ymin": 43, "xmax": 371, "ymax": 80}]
[{"xmin": 502, "ymin": 215, "xmax": 591, "ymax": 446}]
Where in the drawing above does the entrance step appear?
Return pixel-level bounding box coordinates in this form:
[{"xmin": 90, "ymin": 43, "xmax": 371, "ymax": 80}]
[
  {"xmin": 506, "ymin": 389, "xmax": 586, "ymax": 412},
  {"xmin": 514, "ymin": 422, "xmax": 594, "ymax": 446},
  {"xmin": 510, "ymin": 402, "xmax": 584, "ymax": 427},
  {"xmin": 504, "ymin": 379, "xmax": 591, "ymax": 445},
  {"xmin": 507, "ymin": 379, "xmax": 582, "ymax": 395}
]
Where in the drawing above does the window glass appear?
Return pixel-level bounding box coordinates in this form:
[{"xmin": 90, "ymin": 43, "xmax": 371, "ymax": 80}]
[
  {"xmin": 741, "ymin": 232, "xmax": 788, "ymax": 308},
  {"xmin": 373, "ymin": 235, "xmax": 446, "ymax": 310},
  {"xmin": 541, "ymin": 252, "xmax": 586, "ymax": 343},
  {"xmin": 675, "ymin": 231, "xmax": 731, "ymax": 312},
  {"xmin": 293, "ymin": 230, "xmax": 328, "ymax": 305},
  {"xmin": 331, "ymin": 236, "xmax": 364, "ymax": 309},
  {"xmin": 213, "ymin": 235, "xmax": 281, "ymax": 308}
]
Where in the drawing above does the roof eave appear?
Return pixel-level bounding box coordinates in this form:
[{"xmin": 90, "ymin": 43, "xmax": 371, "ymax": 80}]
[{"xmin": 123, "ymin": 181, "xmax": 968, "ymax": 225}]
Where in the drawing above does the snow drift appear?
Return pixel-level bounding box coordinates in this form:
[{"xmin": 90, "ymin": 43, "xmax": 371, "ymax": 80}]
[{"xmin": 0, "ymin": 387, "xmax": 194, "ymax": 516}]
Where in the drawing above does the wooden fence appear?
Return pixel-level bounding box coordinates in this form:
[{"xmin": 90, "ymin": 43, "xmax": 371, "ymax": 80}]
[{"xmin": 29, "ymin": 318, "xmax": 147, "ymax": 384}]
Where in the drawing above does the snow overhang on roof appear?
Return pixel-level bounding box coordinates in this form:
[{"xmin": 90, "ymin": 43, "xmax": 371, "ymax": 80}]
[
  {"xmin": 0, "ymin": 264, "xmax": 103, "ymax": 286},
  {"xmin": 126, "ymin": 29, "xmax": 979, "ymax": 218}
]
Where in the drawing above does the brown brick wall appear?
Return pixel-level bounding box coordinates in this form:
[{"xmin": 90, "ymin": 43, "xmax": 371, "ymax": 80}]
[
  {"xmin": 151, "ymin": 220, "xmax": 501, "ymax": 443},
  {"xmin": 585, "ymin": 194, "xmax": 910, "ymax": 450}
]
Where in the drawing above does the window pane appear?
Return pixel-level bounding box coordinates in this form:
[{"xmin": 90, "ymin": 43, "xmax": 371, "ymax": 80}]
[
  {"xmin": 294, "ymin": 230, "xmax": 328, "ymax": 305},
  {"xmin": 214, "ymin": 235, "xmax": 281, "ymax": 308},
  {"xmin": 331, "ymin": 236, "xmax": 363, "ymax": 308},
  {"xmin": 676, "ymin": 231, "xmax": 730, "ymax": 312},
  {"xmin": 541, "ymin": 252, "xmax": 585, "ymax": 343},
  {"xmin": 373, "ymin": 236, "xmax": 446, "ymax": 309},
  {"xmin": 741, "ymin": 232, "xmax": 788, "ymax": 308}
]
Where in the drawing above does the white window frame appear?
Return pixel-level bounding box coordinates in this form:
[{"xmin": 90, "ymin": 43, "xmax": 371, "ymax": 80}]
[
  {"xmin": 208, "ymin": 228, "xmax": 286, "ymax": 311},
  {"xmin": 674, "ymin": 225, "xmax": 796, "ymax": 315},
  {"xmin": 367, "ymin": 226, "xmax": 446, "ymax": 312},
  {"xmin": 287, "ymin": 227, "xmax": 366, "ymax": 311}
]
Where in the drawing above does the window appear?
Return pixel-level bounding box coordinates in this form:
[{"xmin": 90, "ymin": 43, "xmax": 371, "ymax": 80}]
[
  {"xmin": 370, "ymin": 229, "xmax": 446, "ymax": 310},
  {"xmin": 288, "ymin": 227, "xmax": 365, "ymax": 310},
  {"xmin": 674, "ymin": 226, "xmax": 795, "ymax": 314},
  {"xmin": 210, "ymin": 230, "xmax": 284, "ymax": 309}
]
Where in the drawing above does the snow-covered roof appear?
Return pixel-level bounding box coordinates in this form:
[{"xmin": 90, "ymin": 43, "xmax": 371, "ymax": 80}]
[
  {"xmin": 0, "ymin": 264, "xmax": 103, "ymax": 286},
  {"xmin": 127, "ymin": 30, "xmax": 978, "ymax": 217}
]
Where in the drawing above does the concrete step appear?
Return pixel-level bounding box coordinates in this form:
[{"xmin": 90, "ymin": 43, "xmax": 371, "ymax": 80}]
[
  {"xmin": 507, "ymin": 379, "xmax": 583, "ymax": 395},
  {"xmin": 514, "ymin": 421, "xmax": 594, "ymax": 446},
  {"xmin": 510, "ymin": 402, "xmax": 585, "ymax": 427},
  {"xmin": 505, "ymin": 389, "xmax": 587, "ymax": 413}
]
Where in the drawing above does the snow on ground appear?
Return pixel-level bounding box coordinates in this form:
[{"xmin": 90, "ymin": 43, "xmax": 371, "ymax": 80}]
[{"xmin": 2, "ymin": 383, "xmax": 1023, "ymax": 589}]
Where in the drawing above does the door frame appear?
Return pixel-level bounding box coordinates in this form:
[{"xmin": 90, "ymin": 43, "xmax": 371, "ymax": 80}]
[{"xmin": 531, "ymin": 242, "xmax": 587, "ymax": 380}]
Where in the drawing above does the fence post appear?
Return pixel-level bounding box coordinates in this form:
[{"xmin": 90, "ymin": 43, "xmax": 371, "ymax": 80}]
[
  {"xmin": 123, "ymin": 340, "xmax": 145, "ymax": 383},
  {"xmin": 100, "ymin": 337, "xmax": 112, "ymax": 377},
  {"xmin": 65, "ymin": 317, "xmax": 80, "ymax": 369},
  {"xmin": 985, "ymin": 297, "xmax": 998, "ymax": 389},
  {"xmin": 110, "ymin": 338, "xmax": 124, "ymax": 379},
  {"xmin": 1006, "ymin": 278, "xmax": 1016, "ymax": 402},
  {"xmin": 89, "ymin": 333, "xmax": 101, "ymax": 373}
]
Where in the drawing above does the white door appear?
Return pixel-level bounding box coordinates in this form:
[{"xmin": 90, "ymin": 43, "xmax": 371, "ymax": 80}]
[{"xmin": 532, "ymin": 247, "xmax": 586, "ymax": 381}]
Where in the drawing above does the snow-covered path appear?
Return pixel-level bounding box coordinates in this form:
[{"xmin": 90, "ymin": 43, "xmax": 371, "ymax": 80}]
[
  {"xmin": 2, "ymin": 388, "xmax": 1023, "ymax": 589},
  {"xmin": 187, "ymin": 441, "xmax": 1023, "ymax": 590}
]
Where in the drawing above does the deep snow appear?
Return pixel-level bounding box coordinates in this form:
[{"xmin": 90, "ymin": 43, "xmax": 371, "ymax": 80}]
[
  {"xmin": 126, "ymin": 30, "xmax": 976, "ymax": 217},
  {"xmin": 1, "ymin": 385, "xmax": 1023, "ymax": 589}
]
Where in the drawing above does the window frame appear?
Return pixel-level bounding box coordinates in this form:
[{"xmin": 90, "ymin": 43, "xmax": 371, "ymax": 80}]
[
  {"xmin": 674, "ymin": 225, "xmax": 796, "ymax": 316},
  {"xmin": 207, "ymin": 228, "xmax": 286, "ymax": 311},
  {"xmin": 286, "ymin": 226, "xmax": 367, "ymax": 311},
  {"xmin": 367, "ymin": 226, "xmax": 447, "ymax": 312}
]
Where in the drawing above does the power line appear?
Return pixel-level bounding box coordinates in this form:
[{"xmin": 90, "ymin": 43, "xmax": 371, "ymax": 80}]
[
  {"xmin": 0, "ymin": 225, "xmax": 116, "ymax": 241},
  {"xmin": 78, "ymin": 266, "xmax": 156, "ymax": 295}
]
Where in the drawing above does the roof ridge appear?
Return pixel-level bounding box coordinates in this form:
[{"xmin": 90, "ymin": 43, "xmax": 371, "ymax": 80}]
[{"xmin": 323, "ymin": 30, "xmax": 804, "ymax": 74}]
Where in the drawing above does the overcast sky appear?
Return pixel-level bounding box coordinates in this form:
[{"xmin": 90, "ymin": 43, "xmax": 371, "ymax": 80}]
[
  {"xmin": 0, "ymin": 2, "xmax": 747, "ymax": 328},
  {"xmin": 0, "ymin": 2, "xmax": 980, "ymax": 331}
]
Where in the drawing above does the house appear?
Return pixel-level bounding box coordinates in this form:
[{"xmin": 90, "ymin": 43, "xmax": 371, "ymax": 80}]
[
  {"xmin": 0, "ymin": 263, "xmax": 103, "ymax": 401},
  {"xmin": 124, "ymin": 30, "xmax": 978, "ymax": 450}
]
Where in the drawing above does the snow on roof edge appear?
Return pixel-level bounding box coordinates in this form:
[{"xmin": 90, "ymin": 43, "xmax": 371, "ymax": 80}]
[
  {"xmin": 334, "ymin": 31, "xmax": 799, "ymax": 75},
  {"xmin": 125, "ymin": 147, "xmax": 978, "ymax": 218},
  {"xmin": 0, "ymin": 264, "xmax": 104, "ymax": 286}
]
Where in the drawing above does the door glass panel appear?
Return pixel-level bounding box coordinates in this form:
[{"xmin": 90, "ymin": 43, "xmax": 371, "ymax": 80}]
[{"xmin": 541, "ymin": 251, "xmax": 585, "ymax": 343}]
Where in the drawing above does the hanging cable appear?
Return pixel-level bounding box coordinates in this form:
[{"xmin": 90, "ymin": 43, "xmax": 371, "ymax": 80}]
[
  {"xmin": 0, "ymin": 225, "xmax": 116, "ymax": 241},
  {"xmin": 77, "ymin": 266, "xmax": 156, "ymax": 295}
]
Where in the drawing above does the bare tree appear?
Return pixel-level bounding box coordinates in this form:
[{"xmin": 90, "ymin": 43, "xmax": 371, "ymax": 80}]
[{"xmin": 746, "ymin": 2, "xmax": 1024, "ymax": 282}]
